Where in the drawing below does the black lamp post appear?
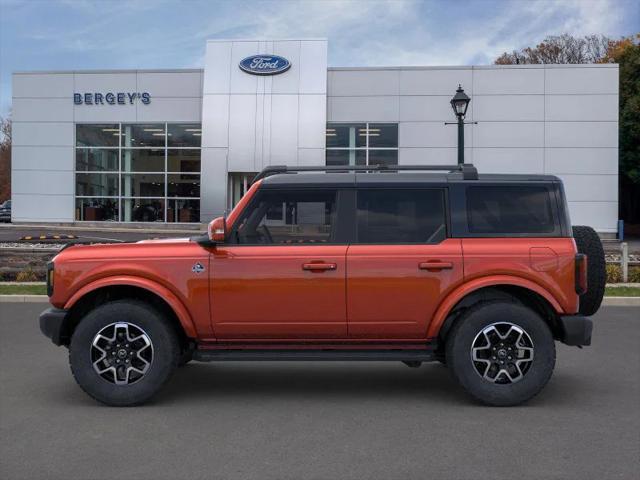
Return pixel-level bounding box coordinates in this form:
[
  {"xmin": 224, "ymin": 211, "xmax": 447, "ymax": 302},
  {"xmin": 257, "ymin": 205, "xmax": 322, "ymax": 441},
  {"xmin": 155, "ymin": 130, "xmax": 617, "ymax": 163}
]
[{"xmin": 450, "ymin": 85, "xmax": 471, "ymax": 165}]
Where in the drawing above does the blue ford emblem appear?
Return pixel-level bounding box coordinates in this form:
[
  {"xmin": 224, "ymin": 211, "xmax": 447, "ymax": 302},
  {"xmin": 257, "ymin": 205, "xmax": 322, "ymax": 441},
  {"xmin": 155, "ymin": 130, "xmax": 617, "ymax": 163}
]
[{"xmin": 239, "ymin": 55, "xmax": 291, "ymax": 75}]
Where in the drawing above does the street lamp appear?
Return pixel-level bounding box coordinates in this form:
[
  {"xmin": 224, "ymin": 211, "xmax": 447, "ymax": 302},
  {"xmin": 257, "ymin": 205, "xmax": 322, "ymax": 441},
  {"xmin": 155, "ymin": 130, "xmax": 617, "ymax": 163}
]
[{"xmin": 450, "ymin": 85, "xmax": 471, "ymax": 165}]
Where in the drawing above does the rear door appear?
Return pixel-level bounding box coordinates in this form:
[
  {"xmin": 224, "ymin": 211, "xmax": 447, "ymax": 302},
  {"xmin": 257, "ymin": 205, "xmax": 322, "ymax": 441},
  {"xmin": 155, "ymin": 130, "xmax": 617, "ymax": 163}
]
[
  {"xmin": 210, "ymin": 188, "xmax": 348, "ymax": 339},
  {"xmin": 346, "ymin": 188, "xmax": 463, "ymax": 339}
]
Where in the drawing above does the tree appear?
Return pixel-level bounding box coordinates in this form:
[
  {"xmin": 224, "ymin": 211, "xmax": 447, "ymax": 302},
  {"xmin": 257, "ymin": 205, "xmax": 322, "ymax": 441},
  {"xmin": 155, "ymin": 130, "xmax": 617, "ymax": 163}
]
[
  {"xmin": 0, "ymin": 116, "xmax": 10, "ymax": 203},
  {"xmin": 495, "ymin": 33, "xmax": 640, "ymax": 227}
]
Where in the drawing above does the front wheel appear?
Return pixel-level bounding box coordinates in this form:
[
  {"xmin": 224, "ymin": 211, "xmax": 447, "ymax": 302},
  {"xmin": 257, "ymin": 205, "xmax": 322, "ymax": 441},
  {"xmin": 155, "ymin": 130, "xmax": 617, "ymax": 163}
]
[
  {"xmin": 69, "ymin": 300, "xmax": 180, "ymax": 406},
  {"xmin": 446, "ymin": 301, "xmax": 555, "ymax": 406}
]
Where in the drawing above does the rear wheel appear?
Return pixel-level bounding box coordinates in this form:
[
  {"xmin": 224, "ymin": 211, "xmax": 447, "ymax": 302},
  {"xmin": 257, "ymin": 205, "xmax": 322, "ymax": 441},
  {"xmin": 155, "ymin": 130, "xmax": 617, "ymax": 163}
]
[
  {"xmin": 69, "ymin": 300, "xmax": 180, "ymax": 406},
  {"xmin": 446, "ymin": 301, "xmax": 555, "ymax": 406},
  {"xmin": 572, "ymin": 225, "xmax": 606, "ymax": 316}
]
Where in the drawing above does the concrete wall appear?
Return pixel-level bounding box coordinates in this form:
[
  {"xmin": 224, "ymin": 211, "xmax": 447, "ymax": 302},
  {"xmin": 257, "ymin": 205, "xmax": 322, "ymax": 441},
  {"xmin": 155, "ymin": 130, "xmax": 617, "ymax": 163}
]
[
  {"xmin": 327, "ymin": 64, "xmax": 619, "ymax": 233},
  {"xmin": 11, "ymin": 69, "xmax": 203, "ymax": 222},
  {"xmin": 200, "ymin": 39, "xmax": 327, "ymax": 220}
]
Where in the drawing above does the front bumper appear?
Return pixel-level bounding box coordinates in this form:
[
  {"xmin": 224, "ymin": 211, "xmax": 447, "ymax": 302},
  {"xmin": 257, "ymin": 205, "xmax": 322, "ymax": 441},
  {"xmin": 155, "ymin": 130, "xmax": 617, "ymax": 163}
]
[
  {"xmin": 39, "ymin": 308, "xmax": 70, "ymax": 346},
  {"xmin": 558, "ymin": 315, "xmax": 593, "ymax": 346}
]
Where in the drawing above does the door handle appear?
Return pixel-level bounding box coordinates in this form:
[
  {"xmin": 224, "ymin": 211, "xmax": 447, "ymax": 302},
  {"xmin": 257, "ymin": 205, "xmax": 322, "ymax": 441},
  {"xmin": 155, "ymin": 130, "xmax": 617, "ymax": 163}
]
[
  {"xmin": 419, "ymin": 261, "xmax": 453, "ymax": 271},
  {"xmin": 302, "ymin": 262, "xmax": 337, "ymax": 271}
]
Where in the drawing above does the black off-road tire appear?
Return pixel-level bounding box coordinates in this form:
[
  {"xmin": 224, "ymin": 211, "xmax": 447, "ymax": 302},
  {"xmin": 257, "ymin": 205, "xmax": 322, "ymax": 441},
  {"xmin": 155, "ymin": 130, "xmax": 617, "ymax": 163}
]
[
  {"xmin": 572, "ymin": 225, "xmax": 606, "ymax": 316},
  {"xmin": 69, "ymin": 300, "xmax": 180, "ymax": 406},
  {"xmin": 446, "ymin": 301, "xmax": 555, "ymax": 407}
]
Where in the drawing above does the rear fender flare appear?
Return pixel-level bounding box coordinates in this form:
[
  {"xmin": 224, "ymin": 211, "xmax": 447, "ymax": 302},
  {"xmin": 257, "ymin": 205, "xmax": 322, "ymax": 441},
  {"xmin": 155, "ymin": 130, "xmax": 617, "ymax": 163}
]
[
  {"xmin": 64, "ymin": 276, "xmax": 197, "ymax": 338},
  {"xmin": 427, "ymin": 275, "xmax": 563, "ymax": 338}
]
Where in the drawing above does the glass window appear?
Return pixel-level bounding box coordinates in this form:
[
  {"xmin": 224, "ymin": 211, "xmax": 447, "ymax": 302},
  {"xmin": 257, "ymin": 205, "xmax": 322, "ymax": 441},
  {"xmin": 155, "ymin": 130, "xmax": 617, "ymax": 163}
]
[
  {"xmin": 357, "ymin": 189, "xmax": 446, "ymax": 244},
  {"xmin": 168, "ymin": 124, "xmax": 202, "ymax": 147},
  {"xmin": 167, "ymin": 199, "xmax": 200, "ymax": 223},
  {"xmin": 368, "ymin": 123, "xmax": 398, "ymax": 148},
  {"xmin": 326, "ymin": 149, "xmax": 366, "ymax": 166},
  {"xmin": 167, "ymin": 150, "xmax": 200, "ymax": 173},
  {"xmin": 234, "ymin": 190, "xmax": 337, "ymax": 245},
  {"xmin": 75, "ymin": 123, "xmax": 201, "ymax": 223},
  {"xmin": 121, "ymin": 149, "xmax": 165, "ymax": 172},
  {"xmin": 121, "ymin": 124, "xmax": 165, "ymax": 147},
  {"xmin": 121, "ymin": 174, "xmax": 165, "ymax": 197},
  {"xmin": 326, "ymin": 122, "xmax": 398, "ymax": 166},
  {"xmin": 326, "ymin": 123, "xmax": 366, "ymax": 148},
  {"xmin": 76, "ymin": 173, "xmax": 119, "ymax": 197},
  {"xmin": 75, "ymin": 149, "xmax": 118, "ymax": 171},
  {"xmin": 168, "ymin": 174, "xmax": 200, "ymax": 197},
  {"xmin": 76, "ymin": 124, "xmax": 119, "ymax": 147},
  {"xmin": 75, "ymin": 198, "xmax": 119, "ymax": 221},
  {"xmin": 466, "ymin": 186, "xmax": 555, "ymax": 234},
  {"xmin": 122, "ymin": 198, "xmax": 165, "ymax": 222}
]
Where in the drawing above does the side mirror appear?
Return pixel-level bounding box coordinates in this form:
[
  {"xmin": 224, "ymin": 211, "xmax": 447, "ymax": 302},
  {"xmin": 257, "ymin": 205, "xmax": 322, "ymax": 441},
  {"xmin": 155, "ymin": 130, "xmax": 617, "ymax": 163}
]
[{"xmin": 208, "ymin": 216, "xmax": 226, "ymax": 243}]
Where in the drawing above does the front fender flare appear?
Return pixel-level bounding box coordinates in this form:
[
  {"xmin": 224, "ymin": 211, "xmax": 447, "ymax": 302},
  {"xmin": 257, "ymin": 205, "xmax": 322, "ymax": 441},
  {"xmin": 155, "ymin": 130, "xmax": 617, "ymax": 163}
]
[
  {"xmin": 426, "ymin": 275, "xmax": 564, "ymax": 338},
  {"xmin": 64, "ymin": 275, "xmax": 197, "ymax": 338}
]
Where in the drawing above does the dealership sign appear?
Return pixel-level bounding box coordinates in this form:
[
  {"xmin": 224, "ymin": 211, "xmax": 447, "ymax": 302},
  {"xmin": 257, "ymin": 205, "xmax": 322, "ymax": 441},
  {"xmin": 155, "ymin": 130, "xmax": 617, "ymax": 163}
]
[
  {"xmin": 239, "ymin": 55, "xmax": 291, "ymax": 75},
  {"xmin": 74, "ymin": 92, "xmax": 151, "ymax": 105}
]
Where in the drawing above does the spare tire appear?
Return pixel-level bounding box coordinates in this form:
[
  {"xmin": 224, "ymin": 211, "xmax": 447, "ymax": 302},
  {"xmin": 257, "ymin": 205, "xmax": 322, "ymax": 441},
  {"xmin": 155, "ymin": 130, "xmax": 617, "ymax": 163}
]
[{"xmin": 572, "ymin": 225, "xmax": 606, "ymax": 316}]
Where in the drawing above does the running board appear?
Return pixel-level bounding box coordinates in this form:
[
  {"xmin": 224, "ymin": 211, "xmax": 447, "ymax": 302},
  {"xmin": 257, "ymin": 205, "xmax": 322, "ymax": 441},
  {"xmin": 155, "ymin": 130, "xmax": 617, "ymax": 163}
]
[{"xmin": 193, "ymin": 349, "xmax": 436, "ymax": 362}]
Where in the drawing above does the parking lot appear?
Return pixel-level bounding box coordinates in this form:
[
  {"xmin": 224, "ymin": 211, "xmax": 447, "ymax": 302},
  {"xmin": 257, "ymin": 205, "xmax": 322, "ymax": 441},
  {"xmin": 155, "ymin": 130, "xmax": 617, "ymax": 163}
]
[{"xmin": 1, "ymin": 303, "xmax": 638, "ymax": 480}]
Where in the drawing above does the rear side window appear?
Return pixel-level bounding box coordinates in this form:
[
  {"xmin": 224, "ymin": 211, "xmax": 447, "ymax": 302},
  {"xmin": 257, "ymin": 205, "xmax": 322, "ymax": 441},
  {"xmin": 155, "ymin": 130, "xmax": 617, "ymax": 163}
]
[
  {"xmin": 356, "ymin": 189, "xmax": 446, "ymax": 244},
  {"xmin": 466, "ymin": 186, "xmax": 555, "ymax": 234}
]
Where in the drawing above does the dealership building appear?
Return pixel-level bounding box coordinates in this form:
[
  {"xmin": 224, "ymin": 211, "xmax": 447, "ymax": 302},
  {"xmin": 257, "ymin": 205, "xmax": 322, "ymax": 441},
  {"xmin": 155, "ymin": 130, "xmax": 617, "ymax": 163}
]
[{"xmin": 11, "ymin": 39, "xmax": 619, "ymax": 233}]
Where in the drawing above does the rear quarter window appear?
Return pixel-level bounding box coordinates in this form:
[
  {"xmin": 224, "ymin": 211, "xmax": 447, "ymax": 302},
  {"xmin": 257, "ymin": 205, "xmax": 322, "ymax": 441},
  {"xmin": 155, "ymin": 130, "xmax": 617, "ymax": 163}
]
[{"xmin": 466, "ymin": 185, "xmax": 556, "ymax": 235}]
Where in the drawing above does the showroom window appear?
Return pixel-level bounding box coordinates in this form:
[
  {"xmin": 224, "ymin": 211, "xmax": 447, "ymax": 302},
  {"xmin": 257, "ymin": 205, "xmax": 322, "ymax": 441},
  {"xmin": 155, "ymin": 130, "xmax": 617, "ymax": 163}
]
[
  {"xmin": 75, "ymin": 123, "xmax": 201, "ymax": 222},
  {"xmin": 325, "ymin": 123, "xmax": 398, "ymax": 167}
]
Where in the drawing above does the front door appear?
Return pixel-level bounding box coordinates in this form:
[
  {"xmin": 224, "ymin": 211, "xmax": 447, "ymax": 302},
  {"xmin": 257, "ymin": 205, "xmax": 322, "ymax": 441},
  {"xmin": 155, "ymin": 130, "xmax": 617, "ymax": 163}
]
[
  {"xmin": 346, "ymin": 188, "xmax": 464, "ymax": 339},
  {"xmin": 210, "ymin": 188, "xmax": 348, "ymax": 339}
]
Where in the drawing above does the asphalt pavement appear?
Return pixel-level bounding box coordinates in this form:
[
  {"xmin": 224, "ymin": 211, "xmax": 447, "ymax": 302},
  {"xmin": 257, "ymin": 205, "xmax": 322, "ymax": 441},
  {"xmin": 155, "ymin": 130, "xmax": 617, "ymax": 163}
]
[{"xmin": 1, "ymin": 303, "xmax": 638, "ymax": 480}]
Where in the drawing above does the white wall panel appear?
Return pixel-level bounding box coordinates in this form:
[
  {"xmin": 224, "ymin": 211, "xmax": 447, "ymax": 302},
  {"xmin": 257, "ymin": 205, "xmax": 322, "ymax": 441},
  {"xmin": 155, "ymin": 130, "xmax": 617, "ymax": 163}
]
[
  {"xmin": 271, "ymin": 41, "xmax": 301, "ymax": 94},
  {"xmin": 329, "ymin": 70, "xmax": 399, "ymax": 96},
  {"xmin": 329, "ymin": 96, "xmax": 399, "ymax": 122},
  {"xmin": 545, "ymin": 94, "xmax": 618, "ymax": 121},
  {"xmin": 203, "ymin": 42, "xmax": 232, "ymax": 94},
  {"xmin": 73, "ymin": 103, "xmax": 136, "ymax": 122},
  {"xmin": 474, "ymin": 122, "xmax": 544, "ymax": 148},
  {"xmin": 137, "ymin": 72, "xmax": 202, "ymax": 97},
  {"xmin": 399, "ymin": 69, "xmax": 472, "ymax": 95},
  {"xmin": 201, "ymin": 95, "xmax": 229, "ymax": 148},
  {"xmin": 13, "ymin": 73, "xmax": 74, "ymax": 98},
  {"xmin": 567, "ymin": 201, "xmax": 618, "ymax": 232},
  {"xmin": 13, "ymin": 98, "xmax": 73, "ymax": 122},
  {"xmin": 269, "ymin": 95, "xmax": 299, "ymax": 164},
  {"xmin": 74, "ymin": 73, "xmax": 136, "ymax": 92},
  {"xmin": 473, "ymin": 67, "xmax": 544, "ymax": 95},
  {"xmin": 473, "ymin": 95, "xmax": 543, "ymax": 122},
  {"xmin": 299, "ymin": 41, "xmax": 327, "ymax": 94},
  {"xmin": 12, "ymin": 194, "xmax": 74, "ymax": 222},
  {"xmin": 557, "ymin": 174, "xmax": 618, "ymax": 202},
  {"xmin": 399, "ymin": 122, "xmax": 473, "ymax": 148},
  {"xmin": 227, "ymin": 95, "xmax": 257, "ymax": 172},
  {"xmin": 399, "ymin": 147, "xmax": 472, "ymax": 165},
  {"xmin": 137, "ymin": 97, "xmax": 201, "ymax": 122},
  {"xmin": 298, "ymin": 148, "xmax": 325, "ymax": 166},
  {"xmin": 545, "ymin": 148, "xmax": 618, "ymax": 175},
  {"xmin": 228, "ymin": 41, "xmax": 260, "ymax": 94},
  {"xmin": 12, "ymin": 122, "xmax": 73, "ymax": 147},
  {"xmin": 399, "ymin": 96, "xmax": 469, "ymax": 122},
  {"xmin": 12, "ymin": 170, "xmax": 73, "ymax": 195},
  {"xmin": 199, "ymin": 148, "xmax": 228, "ymax": 220},
  {"xmin": 12, "ymin": 146, "xmax": 73, "ymax": 171},
  {"xmin": 298, "ymin": 95, "xmax": 326, "ymax": 148},
  {"xmin": 473, "ymin": 148, "xmax": 544, "ymax": 174},
  {"xmin": 545, "ymin": 121, "xmax": 618, "ymax": 148},
  {"xmin": 545, "ymin": 66, "xmax": 618, "ymax": 94}
]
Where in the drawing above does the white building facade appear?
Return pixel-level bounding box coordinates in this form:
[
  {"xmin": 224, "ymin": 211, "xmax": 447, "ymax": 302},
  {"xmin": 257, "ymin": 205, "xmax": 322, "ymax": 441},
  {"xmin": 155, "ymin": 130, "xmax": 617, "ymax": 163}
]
[{"xmin": 11, "ymin": 39, "xmax": 619, "ymax": 233}]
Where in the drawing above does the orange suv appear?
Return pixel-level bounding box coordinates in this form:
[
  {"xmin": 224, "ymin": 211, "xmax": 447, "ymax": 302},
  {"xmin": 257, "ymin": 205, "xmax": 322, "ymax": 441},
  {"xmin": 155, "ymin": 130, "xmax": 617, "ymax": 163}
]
[{"xmin": 39, "ymin": 164, "xmax": 605, "ymax": 406}]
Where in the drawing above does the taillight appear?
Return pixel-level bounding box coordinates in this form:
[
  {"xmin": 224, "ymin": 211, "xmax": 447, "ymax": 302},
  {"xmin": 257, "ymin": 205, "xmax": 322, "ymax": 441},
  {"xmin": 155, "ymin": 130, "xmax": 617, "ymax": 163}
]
[
  {"xmin": 46, "ymin": 262, "xmax": 54, "ymax": 297},
  {"xmin": 575, "ymin": 254, "xmax": 587, "ymax": 295}
]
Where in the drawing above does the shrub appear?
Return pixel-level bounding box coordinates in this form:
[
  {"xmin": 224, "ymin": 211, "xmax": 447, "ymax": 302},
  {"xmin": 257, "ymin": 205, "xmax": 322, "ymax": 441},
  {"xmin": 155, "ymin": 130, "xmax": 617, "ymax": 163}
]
[
  {"xmin": 15, "ymin": 269, "xmax": 39, "ymax": 282},
  {"xmin": 606, "ymin": 264, "xmax": 622, "ymax": 283},
  {"xmin": 629, "ymin": 266, "xmax": 640, "ymax": 283}
]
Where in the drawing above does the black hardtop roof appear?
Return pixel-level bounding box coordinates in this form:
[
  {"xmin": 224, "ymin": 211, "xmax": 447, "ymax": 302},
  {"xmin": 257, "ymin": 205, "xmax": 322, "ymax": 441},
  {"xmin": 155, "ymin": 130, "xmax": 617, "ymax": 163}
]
[{"xmin": 261, "ymin": 171, "xmax": 560, "ymax": 188}]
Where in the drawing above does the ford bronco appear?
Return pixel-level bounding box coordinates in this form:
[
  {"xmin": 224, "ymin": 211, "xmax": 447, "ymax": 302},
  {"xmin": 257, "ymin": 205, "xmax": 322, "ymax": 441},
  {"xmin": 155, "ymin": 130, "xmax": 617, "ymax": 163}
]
[{"xmin": 39, "ymin": 164, "xmax": 605, "ymax": 406}]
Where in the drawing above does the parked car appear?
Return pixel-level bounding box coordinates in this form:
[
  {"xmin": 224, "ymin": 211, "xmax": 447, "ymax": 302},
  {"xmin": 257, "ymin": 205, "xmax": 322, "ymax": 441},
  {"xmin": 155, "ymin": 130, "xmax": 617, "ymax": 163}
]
[
  {"xmin": 39, "ymin": 164, "xmax": 605, "ymax": 406},
  {"xmin": 0, "ymin": 199, "xmax": 10, "ymax": 222}
]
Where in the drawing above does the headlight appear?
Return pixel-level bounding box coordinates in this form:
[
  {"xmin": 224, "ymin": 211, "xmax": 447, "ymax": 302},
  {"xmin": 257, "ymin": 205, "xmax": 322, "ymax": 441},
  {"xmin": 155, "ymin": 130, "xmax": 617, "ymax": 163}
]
[{"xmin": 46, "ymin": 262, "xmax": 54, "ymax": 296}]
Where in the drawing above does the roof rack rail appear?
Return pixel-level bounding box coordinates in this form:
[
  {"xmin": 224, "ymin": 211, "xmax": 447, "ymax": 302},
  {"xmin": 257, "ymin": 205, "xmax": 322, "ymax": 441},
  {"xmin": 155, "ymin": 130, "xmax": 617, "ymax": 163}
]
[{"xmin": 253, "ymin": 163, "xmax": 478, "ymax": 182}]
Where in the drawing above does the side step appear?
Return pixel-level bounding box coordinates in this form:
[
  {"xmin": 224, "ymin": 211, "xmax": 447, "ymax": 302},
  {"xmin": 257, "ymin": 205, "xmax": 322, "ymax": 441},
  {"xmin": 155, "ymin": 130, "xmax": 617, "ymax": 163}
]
[{"xmin": 193, "ymin": 349, "xmax": 436, "ymax": 362}]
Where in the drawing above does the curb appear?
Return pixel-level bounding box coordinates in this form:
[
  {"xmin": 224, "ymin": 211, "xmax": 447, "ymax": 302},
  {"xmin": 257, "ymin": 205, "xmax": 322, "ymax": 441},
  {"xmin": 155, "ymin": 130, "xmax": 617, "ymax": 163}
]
[{"xmin": 2, "ymin": 295, "xmax": 639, "ymax": 306}]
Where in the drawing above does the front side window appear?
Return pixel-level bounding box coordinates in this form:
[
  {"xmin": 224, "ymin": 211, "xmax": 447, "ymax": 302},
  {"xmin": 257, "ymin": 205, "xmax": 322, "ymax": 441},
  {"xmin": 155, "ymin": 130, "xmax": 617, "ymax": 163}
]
[
  {"xmin": 466, "ymin": 186, "xmax": 555, "ymax": 234},
  {"xmin": 233, "ymin": 190, "xmax": 337, "ymax": 245},
  {"xmin": 326, "ymin": 123, "xmax": 398, "ymax": 166},
  {"xmin": 357, "ymin": 189, "xmax": 446, "ymax": 244}
]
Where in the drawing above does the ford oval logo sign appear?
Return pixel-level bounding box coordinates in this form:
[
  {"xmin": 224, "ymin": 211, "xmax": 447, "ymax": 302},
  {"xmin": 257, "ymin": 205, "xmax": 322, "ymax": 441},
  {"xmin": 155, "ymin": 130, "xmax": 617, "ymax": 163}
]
[{"xmin": 239, "ymin": 55, "xmax": 291, "ymax": 75}]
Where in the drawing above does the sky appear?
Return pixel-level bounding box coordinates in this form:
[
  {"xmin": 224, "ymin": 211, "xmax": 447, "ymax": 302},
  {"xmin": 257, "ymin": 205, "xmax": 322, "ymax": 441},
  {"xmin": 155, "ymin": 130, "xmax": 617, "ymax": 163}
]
[{"xmin": 0, "ymin": 0, "xmax": 638, "ymax": 116}]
